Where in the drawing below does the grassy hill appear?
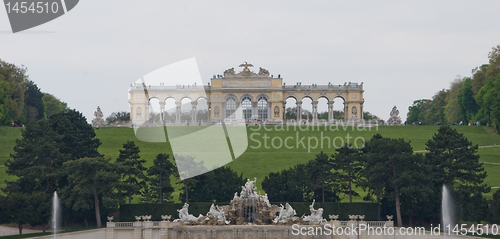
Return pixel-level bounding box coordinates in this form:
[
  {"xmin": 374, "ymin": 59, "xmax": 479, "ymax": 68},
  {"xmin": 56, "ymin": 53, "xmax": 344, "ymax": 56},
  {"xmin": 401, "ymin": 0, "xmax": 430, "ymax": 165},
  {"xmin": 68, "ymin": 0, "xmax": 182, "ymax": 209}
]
[{"xmin": 1, "ymin": 125, "xmax": 500, "ymax": 201}]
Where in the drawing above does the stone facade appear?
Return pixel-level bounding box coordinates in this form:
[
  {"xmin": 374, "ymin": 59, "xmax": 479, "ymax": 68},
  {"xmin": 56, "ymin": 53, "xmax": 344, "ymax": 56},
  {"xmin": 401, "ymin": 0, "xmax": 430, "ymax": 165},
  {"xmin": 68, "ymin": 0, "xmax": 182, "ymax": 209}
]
[{"xmin": 128, "ymin": 63, "xmax": 364, "ymax": 126}]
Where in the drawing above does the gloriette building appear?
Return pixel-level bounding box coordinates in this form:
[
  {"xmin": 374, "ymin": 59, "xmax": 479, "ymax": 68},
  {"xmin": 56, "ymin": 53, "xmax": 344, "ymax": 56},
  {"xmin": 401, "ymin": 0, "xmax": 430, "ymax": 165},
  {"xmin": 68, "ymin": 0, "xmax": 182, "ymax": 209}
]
[{"xmin": 128, "ymin": 62, "xmax": 364, "ymax": 125}]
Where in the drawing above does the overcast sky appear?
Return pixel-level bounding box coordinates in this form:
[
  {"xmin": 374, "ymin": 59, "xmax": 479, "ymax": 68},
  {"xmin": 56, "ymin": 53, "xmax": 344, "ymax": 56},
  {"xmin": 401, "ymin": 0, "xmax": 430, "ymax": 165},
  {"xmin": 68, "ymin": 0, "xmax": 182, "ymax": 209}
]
[{"xmin": 1, "ymin": 0, "xmax": 500, "ymax": 122}]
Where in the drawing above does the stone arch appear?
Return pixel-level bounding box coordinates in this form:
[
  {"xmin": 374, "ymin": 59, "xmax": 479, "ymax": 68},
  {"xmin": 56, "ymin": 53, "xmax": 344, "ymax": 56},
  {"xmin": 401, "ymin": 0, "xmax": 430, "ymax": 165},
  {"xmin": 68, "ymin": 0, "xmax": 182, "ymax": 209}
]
[
  {"xmin": 285, "ymin": 94, "xmax": 298, "ymax": 102},
  {"xmin": 224, "ymin": 93, "xmax": 238, "ymax": 101},
  {"xmin": 239, "ymin": 93, "xmax": 254, "ymax": 102}
]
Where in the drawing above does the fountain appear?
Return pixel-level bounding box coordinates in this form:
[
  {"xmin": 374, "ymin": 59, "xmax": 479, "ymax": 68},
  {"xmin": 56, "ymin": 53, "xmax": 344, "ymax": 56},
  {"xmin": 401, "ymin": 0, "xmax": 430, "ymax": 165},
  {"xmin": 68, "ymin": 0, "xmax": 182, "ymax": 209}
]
[
  {"xmin": 52, "ymin": 191, "xmax": 59, "ymax": 239},
  {"xmin": 171, "ymin": 178, "xmax": 323, "ymax": 226},
  {"xmin": 442, "ymin": 185, "xmax": 454, "ymax": 233}
]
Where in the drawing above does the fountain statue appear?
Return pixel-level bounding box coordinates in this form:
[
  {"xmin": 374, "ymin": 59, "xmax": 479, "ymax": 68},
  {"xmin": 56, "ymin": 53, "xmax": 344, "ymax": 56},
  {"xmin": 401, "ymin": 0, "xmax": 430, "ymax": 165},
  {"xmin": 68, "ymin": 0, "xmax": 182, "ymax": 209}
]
[
  {"xmin": 168, "ymin": 178, "xmax": 328, "ymax": 226},
  {"xmin": 173, "ymin": 203, "xmax": 204, "ymax": 223},
  {"xmin": 272, "ymin": 203, "xmax": 297, "ymax": 224},
  {"xmin": 302, "ymin": 200, "xmax": 326, "ymax": 224}
]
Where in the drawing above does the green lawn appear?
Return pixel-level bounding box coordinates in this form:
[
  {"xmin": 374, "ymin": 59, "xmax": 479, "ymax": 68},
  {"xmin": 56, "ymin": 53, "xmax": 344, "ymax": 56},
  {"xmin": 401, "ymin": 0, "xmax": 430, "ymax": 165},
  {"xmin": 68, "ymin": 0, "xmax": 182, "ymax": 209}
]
[{"xmin": 1, "ymin": 125, "xmax": 500, "ymax": 200}]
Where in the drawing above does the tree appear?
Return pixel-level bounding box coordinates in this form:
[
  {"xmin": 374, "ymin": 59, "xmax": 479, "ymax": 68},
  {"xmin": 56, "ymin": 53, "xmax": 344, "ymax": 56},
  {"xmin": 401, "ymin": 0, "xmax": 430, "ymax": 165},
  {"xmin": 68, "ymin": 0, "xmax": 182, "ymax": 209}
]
[
  {"xmin": 1, "ymin": 192, "xmax": 50, "ymax": 235},
  {"xmin": 362, "ymin": 134, "xmax": 424, "ymax": 227},
  {"xmin": 175, "ymin": 154, "xmax": 208, "ymax": 203},
  {"xmin": 485, "ymin": 45, "xmax": 500, "ymax": 81},
  {"xmin": 471, "ymin": 64, "xmax": 489, "ymax": 95},
  {"xmin": 262, "ymin": 163, "xmax": 309, "ymax": 202},
  {"xmin": 0, "ymin": 59, "xmax": 28, "ymax": 124},
  {"xmin": 0, "ymin": 80, "xmax": 11, "ymax": 125},
  {"xmin": 42, "ymin": 93, "xmax": 68, "ymax": 118},
  {"xmin": 476, "ymin": 74, "xmax": 500, "ymax": 131},
  {"xmin": 425, "ymin": 126, "xmax": 488, "ymax": 193},
  {"xmin": 490, "ymin": 189, "xmax": 500, "ymax": 223},
  {"xmin": 457, "ymin": 77, "xmax": 479, "ymax": 124},
  {"xmin": 105, "ymin": 111, "xmax": 130, "ymax": 125},
  {"xmin": 180, "ymin": 166, "xmax": 246, "ymax": 202},
  {"xmin": 62, "ymin": 157, "xmax": 122, "ymax": 228},
  {"xmin": 305, "ymin": 152, "xmax": 338, "ymax": 203},
  {"xmin": 445, "ymin": 78, "xmax": 465, "ymax": 124},
  {"xmin": 116, "ymin": 141, "xmax": 146, "ymax": 204},
  {"xmin": 5, "ymin": 119, "xmax": 67, "ymax": 193},
  {"xmin": 142, "ymin": 153, "xmax": 176, "ymax": 203},
  {"xmin": 406, "ymin": 99, "xmax": 432, "ymax": 124},
  {"xmin": 24, "ymin": 81, "xmax": 45, "ymax": 123},
  {"xmin": 332, "ymin": 145, "xmax": 362, "ymax": 203}
]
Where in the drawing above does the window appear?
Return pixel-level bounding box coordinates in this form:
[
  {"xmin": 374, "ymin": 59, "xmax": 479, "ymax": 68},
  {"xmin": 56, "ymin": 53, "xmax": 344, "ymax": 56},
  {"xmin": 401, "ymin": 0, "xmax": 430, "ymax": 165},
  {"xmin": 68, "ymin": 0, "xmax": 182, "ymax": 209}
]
[
  {"xmin": 257, "ymin": 96, "xmax": 268, "ymax": 120},
  {"xmin": 225, "ymin": 96, "xmax": 236, "ymax": 119},
  {"xmin": 241, "ymin": 96, "xmax": 252, "ymax": 120}
]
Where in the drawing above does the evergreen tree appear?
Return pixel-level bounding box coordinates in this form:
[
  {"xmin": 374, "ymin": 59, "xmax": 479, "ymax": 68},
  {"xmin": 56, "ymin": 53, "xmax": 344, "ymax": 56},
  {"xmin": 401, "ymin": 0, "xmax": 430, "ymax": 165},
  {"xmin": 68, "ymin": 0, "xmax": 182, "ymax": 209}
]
[
  {"xmin": 180, "ymin": 166, "xmax": 246, "ymax": 203},
  {"xmin": 142, "ymin": 153, "xmax": 176, "ymax": 203},
  {"xmin": 425, "ymin": 126, "xmax": 488, "ymax": 193},
  {"xmin": 457, "ymin": 77, "xmax": 479, "ymax": 124},
  {"xmin": 24, "ymin": 81, "xmax": 45, "ymax": 123},
  {"xmin": 116, "ymin": 141, "xmax": 146, "ymax": 204},
  {"xmin": 331, "ymin": 145, "xmax": 362, "ymax": 203},
  {"xmin": 62, "ymin": 157, "xmax": 122, "ymax": 228}
]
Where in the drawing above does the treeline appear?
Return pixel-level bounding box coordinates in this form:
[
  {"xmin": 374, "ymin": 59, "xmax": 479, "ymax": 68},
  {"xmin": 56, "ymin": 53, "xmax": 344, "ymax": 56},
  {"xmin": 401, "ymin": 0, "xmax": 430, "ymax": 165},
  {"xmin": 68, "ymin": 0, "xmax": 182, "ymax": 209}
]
[
  {"xmin": 407, "ymin": 45, "xmax": 500, "ymax": 132},
  {"xmin": 263, "ymin": 127, "xmax": 499, "ymax": 226},
  {"xmin": 0, "ymin": 59, "xmax": 68, "ymax": 125},
  {"xmin": 0, "ymin": 109, "xmax": 245, "ymax": 234}
]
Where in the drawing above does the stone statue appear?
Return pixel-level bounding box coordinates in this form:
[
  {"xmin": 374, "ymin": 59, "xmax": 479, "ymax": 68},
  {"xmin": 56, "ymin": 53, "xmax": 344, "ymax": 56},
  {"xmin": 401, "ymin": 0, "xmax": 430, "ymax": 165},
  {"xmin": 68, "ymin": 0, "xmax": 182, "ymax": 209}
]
[
  {"xmin": 351, "ymin": 107, "xmax": 357, "ymax": 118},
  {"xmin": 302, "ymin": 200, "xmax": 326, "ymax": 224},
  {"xmin": 273, "ymin": 203, "xmax": 297, "ymax": 223},
  {"xmin": 387, "ymin": 106, "xmax": 402, "ymax": 125},
  {"xmin": 240, "ymin": 178, "xmax": 258, "ymax": 198},
  {"xmin": 214, "ymin": 107, "xmax": 219, "ymax": 117},
  {"xmin": 239, "ymin": 61, "xmax": 254, "ymax": 72},
  {"xmin": 274, "ymin": 106, "xmax": 279, "ymax": 117},
  {"xmin": 174, "ymin": 203, "xmax": 203, "ymax": 222},
  {"xmin": 223, "ymin": 68, "xmax": 235, "ymax": 77},
  {"xmin": 258, "ymin": 67, "xmax": 270, "ymax": 77},
  {"xmin": 207, "ymin": 204, "xmax": 229, "ymax": 224},
  {"xmin": 92, "ymin": 106, "xmax": 105, "ymax": 127}
]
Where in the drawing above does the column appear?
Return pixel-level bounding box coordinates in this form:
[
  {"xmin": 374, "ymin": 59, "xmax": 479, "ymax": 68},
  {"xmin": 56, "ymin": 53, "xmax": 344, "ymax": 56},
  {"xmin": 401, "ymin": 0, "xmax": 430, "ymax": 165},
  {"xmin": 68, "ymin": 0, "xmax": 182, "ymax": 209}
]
[
  {"xmin": 344, "ymin": 103, "xmax": 348, "ymax": 120},
  {"xmin": 283, "ymin": 102, "xmax": 286, "ymax": 121},
  {"xmin": 208, "ymin": 103, "xmax": 211, "ymax": 122},
  {"xmin": 312, "ymin": 101, "xmax": 318, "ymax": 122},
  {"xmin": 328, "ymin": 101, "xmax": 334, "ymax": 122},
  {"xmin": 159, "ymin": 102, "xmax": 165, "ymax": 122},
  {"xmin": 175, "ymin": 101, "xmax": 181, "ymax": 122},
  {"xmin": 191, "ymin": 101, "xmax": 197, "ymax": 123},
  {"xmin": 296, "ymin": 101, "xmax": 302, "ymax": 122}
]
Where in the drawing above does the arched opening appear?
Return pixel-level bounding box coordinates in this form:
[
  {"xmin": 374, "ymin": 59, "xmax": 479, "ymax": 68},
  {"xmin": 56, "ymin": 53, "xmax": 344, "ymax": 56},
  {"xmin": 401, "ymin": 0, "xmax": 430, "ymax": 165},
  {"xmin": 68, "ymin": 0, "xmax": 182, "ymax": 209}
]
[
  {"xmin": 333, "ymin": 96, "xmax": 345, "ymax": 121},
  {"xmin": 241, "ymin": 96, "xmax": 252, "ymax": 121},
  {"xmin": 257, "ymin": 96, "xmax": 268, "ymax": 121},
  {"xmin": 301, "ymin": 97, "xmax": 313, "ymax": 123},
  {"xmin": 225, "ymin": 96, "xmax": 237, "ymax": 120},
  {"xmin": 196, "ymin": 97, "xmax": 209, "ymax": 124},
  {"xmin": 285, "ymin": 97, "xmax": 298, "ymax": 121},
  {"xmin": 317, "ymin": 97, "xmax": 329, "ymax": 121},
  {"xmin": 180, "ymin": 98, "xmax": 192, "ymax": 122},
  {"xmin": 164, "ymin": 98, "xmax": 176, "ymax": 123},
  {"xmin": 148, "ymin": 98, "xmax": 161, "ymax": 123}
]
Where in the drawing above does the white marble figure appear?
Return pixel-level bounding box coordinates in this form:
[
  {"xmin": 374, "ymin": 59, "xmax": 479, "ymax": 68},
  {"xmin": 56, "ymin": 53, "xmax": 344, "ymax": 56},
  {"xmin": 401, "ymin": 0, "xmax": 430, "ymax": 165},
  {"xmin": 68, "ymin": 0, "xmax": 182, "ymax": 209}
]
[
  {"xmin": 302, "ymin": 200, "xmax": 326, "ymax": 224},
  {"xmin": 240, "ymin": 178, "xmax": 258, "ymax": 198},
  {"xmin": 260, "ymin": 193, "xmax": 271, "ymax": 208},
  {"xmin": 273, "ymin": 203, "xmax": 297, "ymax": 223},
  {"xmin": 174, "ymin": 203, "xmax": 203, "ymax": 222},
  {"xmin": 206, "ymin": 204, "xmax": 229, "ymax": 224}
]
